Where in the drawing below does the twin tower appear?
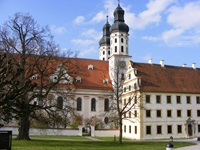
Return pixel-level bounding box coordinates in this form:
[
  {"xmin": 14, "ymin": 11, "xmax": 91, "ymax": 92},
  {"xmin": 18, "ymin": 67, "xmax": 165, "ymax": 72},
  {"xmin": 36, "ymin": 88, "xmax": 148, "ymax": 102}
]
[
  {"xmin": 99, "ymin": 3, "xmax": 131, "ymax": 78},
  {"xmin": 99, "ymin": 3, "xmax": 130, "ymax": 61}
]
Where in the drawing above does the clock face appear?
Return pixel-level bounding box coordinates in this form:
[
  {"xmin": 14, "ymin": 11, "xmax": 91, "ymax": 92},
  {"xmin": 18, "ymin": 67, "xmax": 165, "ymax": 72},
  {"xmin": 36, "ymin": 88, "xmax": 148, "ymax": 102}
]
[{"xmin": 119, "ymin": 61, "xmax": 126, "ymax": 68}]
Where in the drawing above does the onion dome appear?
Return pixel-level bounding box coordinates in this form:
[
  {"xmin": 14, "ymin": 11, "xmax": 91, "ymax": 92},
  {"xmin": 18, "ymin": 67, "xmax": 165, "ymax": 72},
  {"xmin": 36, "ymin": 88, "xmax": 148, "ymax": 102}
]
[
  {"xmin": 110, "ymin": 4, "xmax": 129, "ymax": 33},
  {"xmin": 99, "ymin": 16, "xmax": 111, "ymax": 46}
]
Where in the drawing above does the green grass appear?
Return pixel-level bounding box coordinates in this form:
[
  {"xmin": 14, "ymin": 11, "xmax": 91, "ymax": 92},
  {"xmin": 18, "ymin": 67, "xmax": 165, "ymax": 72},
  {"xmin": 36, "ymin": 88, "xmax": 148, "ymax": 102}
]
[{"xmin": 11, "ymin": 136, "xmax": 195, "ymax": 150}]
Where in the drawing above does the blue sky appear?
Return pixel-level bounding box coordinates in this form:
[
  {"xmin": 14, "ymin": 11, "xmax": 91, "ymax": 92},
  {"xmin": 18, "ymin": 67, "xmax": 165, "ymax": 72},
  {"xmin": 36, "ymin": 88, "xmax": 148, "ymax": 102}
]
[{"xmin": 1, "ymin": 0, "xmax": 200, "ymax": 68}]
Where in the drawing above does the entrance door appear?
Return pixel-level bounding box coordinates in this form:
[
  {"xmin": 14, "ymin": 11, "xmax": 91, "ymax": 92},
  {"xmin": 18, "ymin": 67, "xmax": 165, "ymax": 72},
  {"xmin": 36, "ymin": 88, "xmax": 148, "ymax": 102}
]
[{"xmin": 188, "ymin": 124, "xmax": 193, "ymax": 136}]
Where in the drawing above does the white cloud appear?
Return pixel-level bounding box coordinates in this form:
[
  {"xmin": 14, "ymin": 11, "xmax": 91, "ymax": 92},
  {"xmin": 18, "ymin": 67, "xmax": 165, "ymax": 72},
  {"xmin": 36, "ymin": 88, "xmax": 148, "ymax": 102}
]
[
  {"xmin": 142, "ymin": 36, "xmax": 159, "ymax": 41},
  {"xmin": 81, "ymin": 29, "xmax": 101, "ymax": 41},
  {"xmin": 90, "ymin": 11, "xmax": 105, "ymax": 23},
  {"xmin": 50, "ymin": 25, "xmax": 67, "ymax": 35},
  {"xmin": 161, "ymin": 1, "xmax": 200, "ymax": 46},
  {"xmin": 78, "ymin": 46, "xmax": 97, "ymax": 57},
  {"xmin": 71, "ymin": 39, "xmax": 95, "ymax": 47},
  {"xmin": 126, "ymin": 0, "xmax": 175, "ymax": 30},
  {"xmin": 167, "ymin": 2, "xmax": 200, "ymax": 30},
  {"xmin": 73, "ymin": 16, "xmax": 85, "ymax": 25}
]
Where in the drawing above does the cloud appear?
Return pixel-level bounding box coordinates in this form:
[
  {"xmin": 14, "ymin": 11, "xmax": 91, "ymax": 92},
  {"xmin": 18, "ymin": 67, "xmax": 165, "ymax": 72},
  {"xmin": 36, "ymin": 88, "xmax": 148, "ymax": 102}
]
[
  {"xmin": 73, "ymin": 16, "xmax": 85, "ymax": 25},
  {"xmin": 78, "ymin": 46, "xmax": 97, "ymax": 57},
  {"xmin": 126, "ymin": 0, "xmax": 175, "ymax": 30},
  {"xmin": 50, "ymin": 25, "xmax": 67, "ymax": 35},
  {"xmin": 71, "ymin": 39, "xmax": 96, "ymax": 47},
  {"xmin": 90, "ymin": 11, "xmax": 105, "ymax": 23},
  {"xmin": 81, "ymin": 29, "xmax": 101, "ymax": 41},
  {"xmin": 161, "ymin": 1, "xmax": 200, "ymax": 45},
  {"xmin": 142, "ymin": 36, "xmax": 159, "ymax": 41},
  {"xmin": 167, "ymin": 1, "xmax": 200, "ymax": 30}
]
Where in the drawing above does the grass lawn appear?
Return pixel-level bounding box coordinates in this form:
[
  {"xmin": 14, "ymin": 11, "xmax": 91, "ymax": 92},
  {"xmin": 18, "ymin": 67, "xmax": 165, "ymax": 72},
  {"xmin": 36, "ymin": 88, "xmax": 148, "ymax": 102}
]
[{"xmin": 12, "ymin": 136, "xmax": 195, "ymax": 150}]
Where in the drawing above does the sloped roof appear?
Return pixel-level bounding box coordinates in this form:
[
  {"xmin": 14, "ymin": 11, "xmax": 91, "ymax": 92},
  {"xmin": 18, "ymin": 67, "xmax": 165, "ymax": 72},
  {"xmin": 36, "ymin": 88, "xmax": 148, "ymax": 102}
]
[
  {"xmin": 70, "ymin": 58, "xmax": 112, "ymax": 90},
  {"xmin": 131, "ymin": 62, "xmax": 200, "ymax": 94}
]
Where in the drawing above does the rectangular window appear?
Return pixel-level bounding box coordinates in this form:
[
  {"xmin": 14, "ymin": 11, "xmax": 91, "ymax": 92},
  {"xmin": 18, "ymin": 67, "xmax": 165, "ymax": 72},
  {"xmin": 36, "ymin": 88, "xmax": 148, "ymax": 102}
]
[
  {"xmin": 197, "ymin": 96, "xmax": 200, "ymax": 104},
  {"xmin": 124, "ymin": 125, "xmax": 126, "ymax": 133},
  {"xmin": 187, "ymin": 110, "xmax": 191, "ymax": 117},
  {"xmin": 198, "ymin": 125, "xmax": 200, "ymax": 132},
  {"xmin": 115, "ymin": 46, "xmax": 117, "ymax": 52},
  {"xmin": 146, "ymin": 126, "xmax": 151, "ymax": 135},
  {"xmin": 167, "ymin": 110, "xmax": 172, "ymax": 117},
  {"xmin": 186, "ymin": 96, "xmax": 191, "ymax": 104},
  {"xmin": 156, "ymin": 95, "xmax": 161, "ymax": 103},
  {"xmin": 128, "ymin": 74, "xmax": 131, "ymax": 79},
  {"xmin": 156, "ymin": 110, "xmax": 162, "ymax": 117},
  {"xmin": 167, "ymin": 125, "xmax": 172, "ymax": 134},
  {"xmin": 177, "ymin": 110, "xmax": 182, "ymax": 117},
  {"xmin": 197, "ymin": 110, "xmax": 200, "ymax": 117},
  {"xmin": 104, "ymin": 99, "xmax": 109, "ymax": 112},
  {"xmin": 146, "ymin": 95, "xmax": 151, "ymax": 103},
  {"xmin": 146, "ymin": 110, "xmax": 151, "ymax": 117},
  {"xmin": 157, "ymin": 126, "xmax": 162, "ymax": 134},
  {"xmin": 91, "ymin": 98, "xmax": 96, "ymax": 111},
  {"xmin": 135, "ymin": 126, "xmax": 137, "ymax": 134},
  {"xmin": 129, "ymin": 111, "xmax": 131, "ymax": 118},
  {"xmin": 134, "ymin": 110, "xmax": 137, "ymax": 117},
  {"xmin": 129, "ymin": 125, "xmax": 131, "ymax": 133},
  {"xmin": 77, "ymin": 98, "xmax": 82, "ymax": 111},
  {"xmin": 121, "ymin": 73, "xmax": 124, "ymax": 80},
  {"xmin": 177, "ymin": 125, "xmax": 182, "ymax": 133},
  {"xmin": 167, "ymin": 96, "xmax": 171, "ymax": 104},
  {"xmin": 176, "ymin": 96, "xmax": 181, "ymax": 104}
]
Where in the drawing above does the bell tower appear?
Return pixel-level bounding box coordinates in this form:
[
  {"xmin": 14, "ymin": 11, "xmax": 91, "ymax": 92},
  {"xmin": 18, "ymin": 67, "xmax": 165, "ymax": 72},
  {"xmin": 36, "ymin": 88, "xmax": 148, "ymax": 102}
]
[
  {"xmin": 109, "ymin": 2, "xmax": 131, "ymax": 81},
  {"xmin": 99, "ymin": 16, "xmax": 111, "ymax": 61}
]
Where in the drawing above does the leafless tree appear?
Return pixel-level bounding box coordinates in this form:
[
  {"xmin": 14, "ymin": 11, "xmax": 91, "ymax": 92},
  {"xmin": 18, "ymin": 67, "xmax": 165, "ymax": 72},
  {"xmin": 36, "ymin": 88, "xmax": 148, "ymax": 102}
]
[
  {"xmin": 0, "ymin": 12, "xmax": 78, "ymax": 140},
  {"xmin": 109, "ymin": 60, "xmax": 143, "ymax": 144}
]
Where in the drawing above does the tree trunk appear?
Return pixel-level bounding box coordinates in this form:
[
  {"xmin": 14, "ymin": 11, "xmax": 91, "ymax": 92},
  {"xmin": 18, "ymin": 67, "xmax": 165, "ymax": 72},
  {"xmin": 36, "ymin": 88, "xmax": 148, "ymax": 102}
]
[
  {"xmin": 119, "ymin": 117, "xmax": 123, "ymax": 144},
  {"xmin": 16, "ymin": 114, "xmax": 30, "ymax": 140}
]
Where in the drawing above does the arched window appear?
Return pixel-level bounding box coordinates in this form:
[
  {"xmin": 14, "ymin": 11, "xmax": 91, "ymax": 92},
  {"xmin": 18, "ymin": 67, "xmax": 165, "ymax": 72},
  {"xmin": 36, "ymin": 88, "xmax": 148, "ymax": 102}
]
[
  {"xmin": 57, "ymin": 96, "xmax": 63, "ymax": 109},
  {"xmin": 104, "ymin": 117, "xmax": 109, "ymax": 124},
  {"xmin": 121, "ymin": 46, "xmax": 124, "ymax": 53},
  {"xmin": 91, "ymin": 98, "xmax": 96, "ymax": 111},
  {"xmin": 115, "ymin": 38, "xmax": 117, "ymax": 43},
  {"xmin": 77, "ymin": 97, "xmax": 82, "ymax": 111},
  {"xmin": 121, "ymin": 38, "xmax": 124, "ymax": 43},
  {"xmin": 104, "ymin": 99, "xmax": 109, "ymax": 112}
]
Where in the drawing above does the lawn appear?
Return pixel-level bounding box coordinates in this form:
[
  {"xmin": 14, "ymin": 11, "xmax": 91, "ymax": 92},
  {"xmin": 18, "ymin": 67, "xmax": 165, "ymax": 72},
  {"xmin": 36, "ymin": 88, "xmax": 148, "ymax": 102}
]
[{"xmin": 12, "ymin": 136, "xmax": 195, "ymax": 150}]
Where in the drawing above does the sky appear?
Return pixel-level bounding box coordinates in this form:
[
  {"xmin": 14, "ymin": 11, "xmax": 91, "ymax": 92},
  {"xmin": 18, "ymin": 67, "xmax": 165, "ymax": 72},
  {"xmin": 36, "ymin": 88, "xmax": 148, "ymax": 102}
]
[{"xmin": 0, "ymin": 0, "xmax": 200, "ymax": 68}]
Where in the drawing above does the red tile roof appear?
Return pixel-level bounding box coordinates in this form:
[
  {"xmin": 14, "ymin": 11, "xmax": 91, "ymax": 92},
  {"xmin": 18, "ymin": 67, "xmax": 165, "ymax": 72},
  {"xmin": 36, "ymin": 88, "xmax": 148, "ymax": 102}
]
[
  {"xmin": 70, "ymin": 58, "xmax": 113, "ymax": 90},
  {"xmin": 131, "ymin": 62, "xmax": 200, "ymax": 94}
]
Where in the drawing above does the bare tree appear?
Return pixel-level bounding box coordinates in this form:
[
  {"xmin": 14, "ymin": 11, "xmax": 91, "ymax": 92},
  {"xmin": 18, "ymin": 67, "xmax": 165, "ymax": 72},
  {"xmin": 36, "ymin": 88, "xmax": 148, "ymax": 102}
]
[
  {"xmin": 0, "ymin": 12, "xmax": 78, "ymax": 140},
  {"xmin": 109, "ymin": 60, "xmax": 143, "ymax": 144}
]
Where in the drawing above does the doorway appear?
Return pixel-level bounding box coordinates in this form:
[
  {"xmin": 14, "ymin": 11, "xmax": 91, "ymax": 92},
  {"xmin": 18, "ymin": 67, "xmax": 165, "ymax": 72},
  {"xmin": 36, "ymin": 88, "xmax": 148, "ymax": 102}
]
[{"xmin": 188, "ymin": 124, "xmax": 193, "ymax": 136}]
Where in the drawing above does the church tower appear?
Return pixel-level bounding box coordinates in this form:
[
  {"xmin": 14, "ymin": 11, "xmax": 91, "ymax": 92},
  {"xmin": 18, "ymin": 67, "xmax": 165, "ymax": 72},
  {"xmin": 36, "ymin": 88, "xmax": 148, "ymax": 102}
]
[
  {"xmin": 99, "ymin": 16, "xmax": 111, "ymax": 61},
  {"xmin": 109, "ymin": 3, "xmax": 131, "ymax": 81}
]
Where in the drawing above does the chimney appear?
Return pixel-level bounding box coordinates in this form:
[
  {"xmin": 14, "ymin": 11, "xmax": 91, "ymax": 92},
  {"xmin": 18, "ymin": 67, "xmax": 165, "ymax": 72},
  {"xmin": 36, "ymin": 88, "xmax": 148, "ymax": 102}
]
[
  {"xmin": 182, "ymin": 64, "xmax": 187, "ymax": 67},
  {"xmin": 148, "ymin": 59, "xmax": 153, "ymax": 64},
  {"xmin": 192, "ymin": 63, "xmax": 196, "ymax": 69},
  {"xmin": 160, "ymin": 60, "xmax": 165, "ymax": 67}
]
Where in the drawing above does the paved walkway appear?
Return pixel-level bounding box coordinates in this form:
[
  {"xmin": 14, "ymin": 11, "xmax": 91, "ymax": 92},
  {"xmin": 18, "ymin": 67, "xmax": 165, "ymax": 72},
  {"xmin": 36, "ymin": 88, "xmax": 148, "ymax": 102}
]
[{"xmin": 175, "ymin": 138, "xmax": 200, "ymax": 150}]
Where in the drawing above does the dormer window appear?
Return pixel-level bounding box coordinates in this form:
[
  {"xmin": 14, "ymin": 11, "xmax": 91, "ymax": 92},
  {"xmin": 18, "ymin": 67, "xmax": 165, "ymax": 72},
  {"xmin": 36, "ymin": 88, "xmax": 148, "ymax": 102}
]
[
  {"xmin": 32, "ymin": 74, "xmax": 38, "ymax": 80},
  {"xmin": 88, "ymin": 64, "xmax": 94, "ymax": 70},
  {"xmin": 103, "ymin": 78, "xmax": 109, "ymax": 84},
  {"xmin": 76, "ymin": 76, "xmax": 81, "ymax": 82}
]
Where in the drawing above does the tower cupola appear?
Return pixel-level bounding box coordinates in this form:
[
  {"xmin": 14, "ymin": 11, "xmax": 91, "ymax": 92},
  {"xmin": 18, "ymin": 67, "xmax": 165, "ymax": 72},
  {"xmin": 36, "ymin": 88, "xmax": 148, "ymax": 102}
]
[
  {"xmin": 99, "ymin": 16, "xmax": 111, "ymax": 46},
  {"xmin": 110, "ymin": 4, "xmax": 129, "ymax": 33}
]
